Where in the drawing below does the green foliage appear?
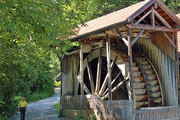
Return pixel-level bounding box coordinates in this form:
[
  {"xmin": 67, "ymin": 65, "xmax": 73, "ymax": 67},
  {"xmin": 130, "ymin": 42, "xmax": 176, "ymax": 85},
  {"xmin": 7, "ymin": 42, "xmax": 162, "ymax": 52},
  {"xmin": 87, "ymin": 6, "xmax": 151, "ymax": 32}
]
[
  {"xmin": 54, "ymin": 81, "xmax": 61, "ymax": 87},
  {"xmin": 162, "ymin": 0, "xmax": 180, "ymax": 13},
  {"xmin": 54, "ymin": 102, "xmax": 61, "ymax": 118}
]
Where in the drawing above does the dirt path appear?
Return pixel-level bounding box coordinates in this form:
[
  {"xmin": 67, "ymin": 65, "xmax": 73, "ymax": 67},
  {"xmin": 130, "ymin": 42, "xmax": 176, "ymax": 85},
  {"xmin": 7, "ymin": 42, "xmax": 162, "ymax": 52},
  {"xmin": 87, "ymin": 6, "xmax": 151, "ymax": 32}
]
[{"xmin": 9, "ymin": 87, "xmax": 60, "ymax": 120}]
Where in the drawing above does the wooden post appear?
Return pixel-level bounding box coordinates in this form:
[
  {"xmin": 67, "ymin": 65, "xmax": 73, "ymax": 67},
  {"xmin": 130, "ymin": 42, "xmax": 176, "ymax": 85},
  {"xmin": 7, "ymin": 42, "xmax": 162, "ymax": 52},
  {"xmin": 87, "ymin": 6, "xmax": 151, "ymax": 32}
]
[
  {"xmin": 151, "ymin": 8, "xmax": 155, "ymax": 26},
  {"xmin": 106, "ymin": 34, "xmax": 112, "ymax": 100},
  {"xmin": 80, "ymin": 42, "xmax": 84, "ymax": 95},
  {"xmin": 127, "ymin": 28, "xmax": 134, "ymax": 101},
  {"xmin": 174, "ymin": 32, "xmax": 179, "ymax": 104}
]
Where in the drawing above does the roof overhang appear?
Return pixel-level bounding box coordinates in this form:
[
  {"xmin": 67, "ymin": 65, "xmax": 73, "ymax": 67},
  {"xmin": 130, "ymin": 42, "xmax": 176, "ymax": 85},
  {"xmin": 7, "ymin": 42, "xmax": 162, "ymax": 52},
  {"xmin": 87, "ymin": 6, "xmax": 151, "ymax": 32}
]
[{"xmin": 69, "ymin": 0, "xmax": 180, "ymax": 42}]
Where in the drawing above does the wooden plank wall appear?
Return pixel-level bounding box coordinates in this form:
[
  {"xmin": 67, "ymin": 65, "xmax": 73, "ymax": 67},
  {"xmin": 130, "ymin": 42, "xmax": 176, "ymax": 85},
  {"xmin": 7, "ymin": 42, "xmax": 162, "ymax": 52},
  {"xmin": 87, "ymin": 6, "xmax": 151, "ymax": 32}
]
[
  {"xmin": 62, "ymin": 54, "xmax": 79, "ymax": 96},
  {"xmin": 134, "ymin": 37, "xmax": 178, "ymax": 106}
]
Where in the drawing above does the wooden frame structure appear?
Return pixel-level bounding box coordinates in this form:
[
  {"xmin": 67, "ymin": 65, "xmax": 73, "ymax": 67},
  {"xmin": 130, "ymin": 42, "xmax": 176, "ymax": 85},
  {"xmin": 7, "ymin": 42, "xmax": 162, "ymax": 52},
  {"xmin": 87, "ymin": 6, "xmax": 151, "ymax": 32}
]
[
  {"xmin": 61, "ymin": 0, "xmax": 180, "ymax": 119},
  {"xmin": 74, "ymin": 0, "xmax": 180, "ymax": 104}
]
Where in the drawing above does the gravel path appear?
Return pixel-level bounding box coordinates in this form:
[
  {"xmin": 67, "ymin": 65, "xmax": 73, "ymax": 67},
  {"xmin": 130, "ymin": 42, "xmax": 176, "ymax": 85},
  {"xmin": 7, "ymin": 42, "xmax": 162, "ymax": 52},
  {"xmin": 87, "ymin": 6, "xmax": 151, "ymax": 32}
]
[{"xmin": 9, "ymin": 87, "xmax": 60, "ymax": 120}]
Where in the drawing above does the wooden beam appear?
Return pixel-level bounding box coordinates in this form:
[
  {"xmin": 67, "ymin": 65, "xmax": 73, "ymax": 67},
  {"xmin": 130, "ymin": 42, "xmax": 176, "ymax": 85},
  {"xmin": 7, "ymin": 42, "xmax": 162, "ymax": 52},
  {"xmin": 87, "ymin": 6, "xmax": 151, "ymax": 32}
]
[
  {"xmin": 134, "ymin": 9, "xmax": 152, "ymax": 26},
  {"xmin": 103, "ymin": 73, "xmax": 121, "ymax": 96},
  {"xmin": 95, "ymin": 51, "xmax": 102, "ymax": 93},
  {"xmin": 87, "ymin": 58, "xmax": 95, "ymax": 93},
  {"xmin": 99, "ymin": 56, "xmax": 117, "ymax": 96},
  {"xmin": 77, "ymin": 76, "xmax": 90, "ymax": 94},
  {"xmin": 80, "ymin": 43, "xmax": 84, "ymax": 95},
  {"xmin": 131, "ymin": 29, "xmax": 145, "ymax": 46},
  {"xmin": 83, "ymin": 83, "xmax": 90, "ymax": 94},
  {"xmin": 116, "ymin": 28, "xmax": 128, "ymax": 46},
  {"xmin": 128, "ymin": 24, "xmax": 176, "ymax": 32},
  {"xmin": 127, "ymin": 0, "xmax": 155, "ymax": 22},
  {"xmin": 102, "ymin": 78, "xmax": 129, "ymax": 100},
  {"xmin": 106, "ymin": 34, "xmax": 112, "ymax": 100},
  {"xmin": 128, "ymin": 28, "xmax": 133, "ymax": 101},
  {"xmin": 154, "ymin": 9, "xmax": 172, "ymax": 28},
  {"xmin": 151, "ymin": 8, "xmax": 155, "ymax": 26},
  {"xmin": 162, "ymin": 32, "xmax": 176, "ymax": 48}
]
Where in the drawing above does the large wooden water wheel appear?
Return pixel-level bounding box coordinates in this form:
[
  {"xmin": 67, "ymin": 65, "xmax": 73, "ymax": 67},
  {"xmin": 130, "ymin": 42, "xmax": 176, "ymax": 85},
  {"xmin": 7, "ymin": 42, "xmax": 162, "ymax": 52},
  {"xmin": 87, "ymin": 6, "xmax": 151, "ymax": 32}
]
[
  {"xmin": 78, "ymin": 48, "xmax": 163, "ymax": 108},
  {"xmin": 78, "ymin": 48, "xmax": 129, "ymax": 100}
]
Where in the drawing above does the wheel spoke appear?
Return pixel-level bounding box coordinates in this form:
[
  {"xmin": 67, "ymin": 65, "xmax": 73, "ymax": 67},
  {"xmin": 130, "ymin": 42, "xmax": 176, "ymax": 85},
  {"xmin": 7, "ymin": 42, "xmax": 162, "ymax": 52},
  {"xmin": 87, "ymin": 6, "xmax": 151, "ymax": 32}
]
[
  {"xmin": 99, "ymin": 56, "xmax": 117, "ymax": 96},
  {"xmin": 95, "ymin": 51, "xmax": 102, "ymax": 93},
  {"xmin": 102, "ymin": 78, "xmax": 129, "ymax": 100},
  {"xmin": 103, "ymin": 72, "xmax": 121, "ymax": 96},
  {"xmin": 87, "ymin": 58, "xmax": 95, "ymax": 93}
]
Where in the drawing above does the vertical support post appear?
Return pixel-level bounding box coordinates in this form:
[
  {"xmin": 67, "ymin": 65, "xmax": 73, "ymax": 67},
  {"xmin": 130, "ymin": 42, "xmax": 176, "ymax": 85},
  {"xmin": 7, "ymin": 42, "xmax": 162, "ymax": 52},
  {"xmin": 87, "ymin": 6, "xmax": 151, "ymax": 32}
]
[
  {"xmin": 127, "ymin": 28, "xmax": 134, "ymax": 102},
  {"xmin": 174, "ymin": 32, "xmax": 179, "ymax": 104},
  {"xmin": 106, "ymin": 34, "xmax": 112, "ymax": 100},
  {"xmin": 80, "ymin": 42, "xmax": 84, "ymax": 95},
  {"xmin": 151, "ymin": 8, "xmax": 155, "ymax": 26}
]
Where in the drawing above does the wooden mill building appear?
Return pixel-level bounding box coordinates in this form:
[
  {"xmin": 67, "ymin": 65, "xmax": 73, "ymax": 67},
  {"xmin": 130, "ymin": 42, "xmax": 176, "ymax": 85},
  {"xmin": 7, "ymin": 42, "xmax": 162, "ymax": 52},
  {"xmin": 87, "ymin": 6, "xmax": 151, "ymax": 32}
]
[{"xmin": 60, "ymin": 0, "xmax": 180, "ymax": 119}]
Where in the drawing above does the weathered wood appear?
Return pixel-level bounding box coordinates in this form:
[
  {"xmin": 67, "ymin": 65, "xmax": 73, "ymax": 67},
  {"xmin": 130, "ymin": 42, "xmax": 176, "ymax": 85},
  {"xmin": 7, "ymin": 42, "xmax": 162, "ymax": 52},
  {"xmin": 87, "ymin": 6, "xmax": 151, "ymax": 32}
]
[
  {"xmin": 77, "ymin": 76, "xmax": 90, "ymax": 94},
  {"xmin": 134, "ymin": 9, "xmax": 152, "ymax": 26},
  {"xmin": 95, "ymin": 51, "xmax": 102, "ymax": 93},
  {"xmin": 154, "ymin": 9, "xmax": 172, "ymax": 28},
  {"xmin": 80, "ymin": 43, "xmax": 84, "ymax": 95},
  {"xmin": 128, "ymin": 24, "xmax": 176, "ymax": 32},
  {"xmin": 131, "ymin": 29, "xmax": 145, "ymax": 46},
  {"xmin": 127, "ymin": 0, "xmax": 155, "ymax": 22},
  {"xmin": 102, "ymin": 78, "xmax": 129, "ymax": 100},
  {"xmin": 87, "ymin": 58, "xmax": 95, "ymax": 93},
  {"xmin": 116, "ymin": 28, "xmax": 128, "ymax": 46},
  {"xmin": 151, "ymin": 8, "xmax": 155, "ymax": 26},
  {"xmin": 99, "ymin": 56, "xmax": 117, "ymax": 96},
  {"xmin": 162, "ymin": 32, "xmax": 176, "ymax": 48},
  {"xmin": 106, "ymin": 34, "xmax": 112, "ymax": 100},
  {"xmin": 128, "ymin": 28, "xmax": 133, "ymax": 101},
  {"xmin": 103, "ymin": 73, "xmax": 121, "ymax": 96}
]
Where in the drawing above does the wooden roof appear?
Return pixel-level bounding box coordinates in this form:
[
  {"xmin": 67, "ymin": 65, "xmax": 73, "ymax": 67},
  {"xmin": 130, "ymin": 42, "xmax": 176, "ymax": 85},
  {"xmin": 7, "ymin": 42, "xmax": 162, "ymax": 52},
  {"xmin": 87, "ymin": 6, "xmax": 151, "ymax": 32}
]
[{"xmin": 70, "ymin": 0, "xmax": 180, "ymax": 41}]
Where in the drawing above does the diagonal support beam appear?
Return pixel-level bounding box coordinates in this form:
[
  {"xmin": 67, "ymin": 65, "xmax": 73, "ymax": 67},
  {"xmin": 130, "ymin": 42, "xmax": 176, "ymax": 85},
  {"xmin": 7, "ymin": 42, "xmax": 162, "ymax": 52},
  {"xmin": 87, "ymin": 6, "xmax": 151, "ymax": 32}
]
[
  {"xmin": 99, "ymin": 56, "xmax": 117, "ymax": 96},
  {"xmin": 77, "ymin": 75, "xmax": 90, "ymax": 94},
  {"xmin": 131, "ymin": 29, "xmax": 145, "ymax": 46},
  {"xmin": 102, "ymin": 78, "xmax": 129, "ymax": 100},
  {"xmin": 116, "ymin": 28, "xmax": 128, "ymax": 46},
  {"xmin": 154, "ymin": 9, "xmax": 172, "ymax": 28},
  {"xmin": 134, "ymin": 9, "xmax": 152, "ymax": 26},
  {"xmin": 162, "ymin": 32, "xmax": 176, "ymax": 48},
  {"xmin": 87, "ymin": 58, "xmax": 95, "ymax": 93}
]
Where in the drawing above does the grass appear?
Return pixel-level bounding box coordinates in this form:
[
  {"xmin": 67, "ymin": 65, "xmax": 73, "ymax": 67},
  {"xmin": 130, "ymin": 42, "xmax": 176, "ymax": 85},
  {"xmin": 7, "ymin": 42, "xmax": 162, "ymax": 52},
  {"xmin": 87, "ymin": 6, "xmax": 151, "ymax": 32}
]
[{"xmin": 54, "ymin": 102, "xmax": 61, "ymax": 117}]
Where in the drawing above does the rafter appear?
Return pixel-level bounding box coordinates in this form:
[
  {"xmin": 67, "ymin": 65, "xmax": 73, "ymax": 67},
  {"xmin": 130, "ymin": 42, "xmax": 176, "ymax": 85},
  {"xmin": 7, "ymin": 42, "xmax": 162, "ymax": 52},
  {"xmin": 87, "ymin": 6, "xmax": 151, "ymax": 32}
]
[
  {"xmin": 134, "ymin": 9, "xmax": 152, "ymax": 26},
  {"xmin": 154, "ymin": 9, "xmax": 172, "ymax": 28}
]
